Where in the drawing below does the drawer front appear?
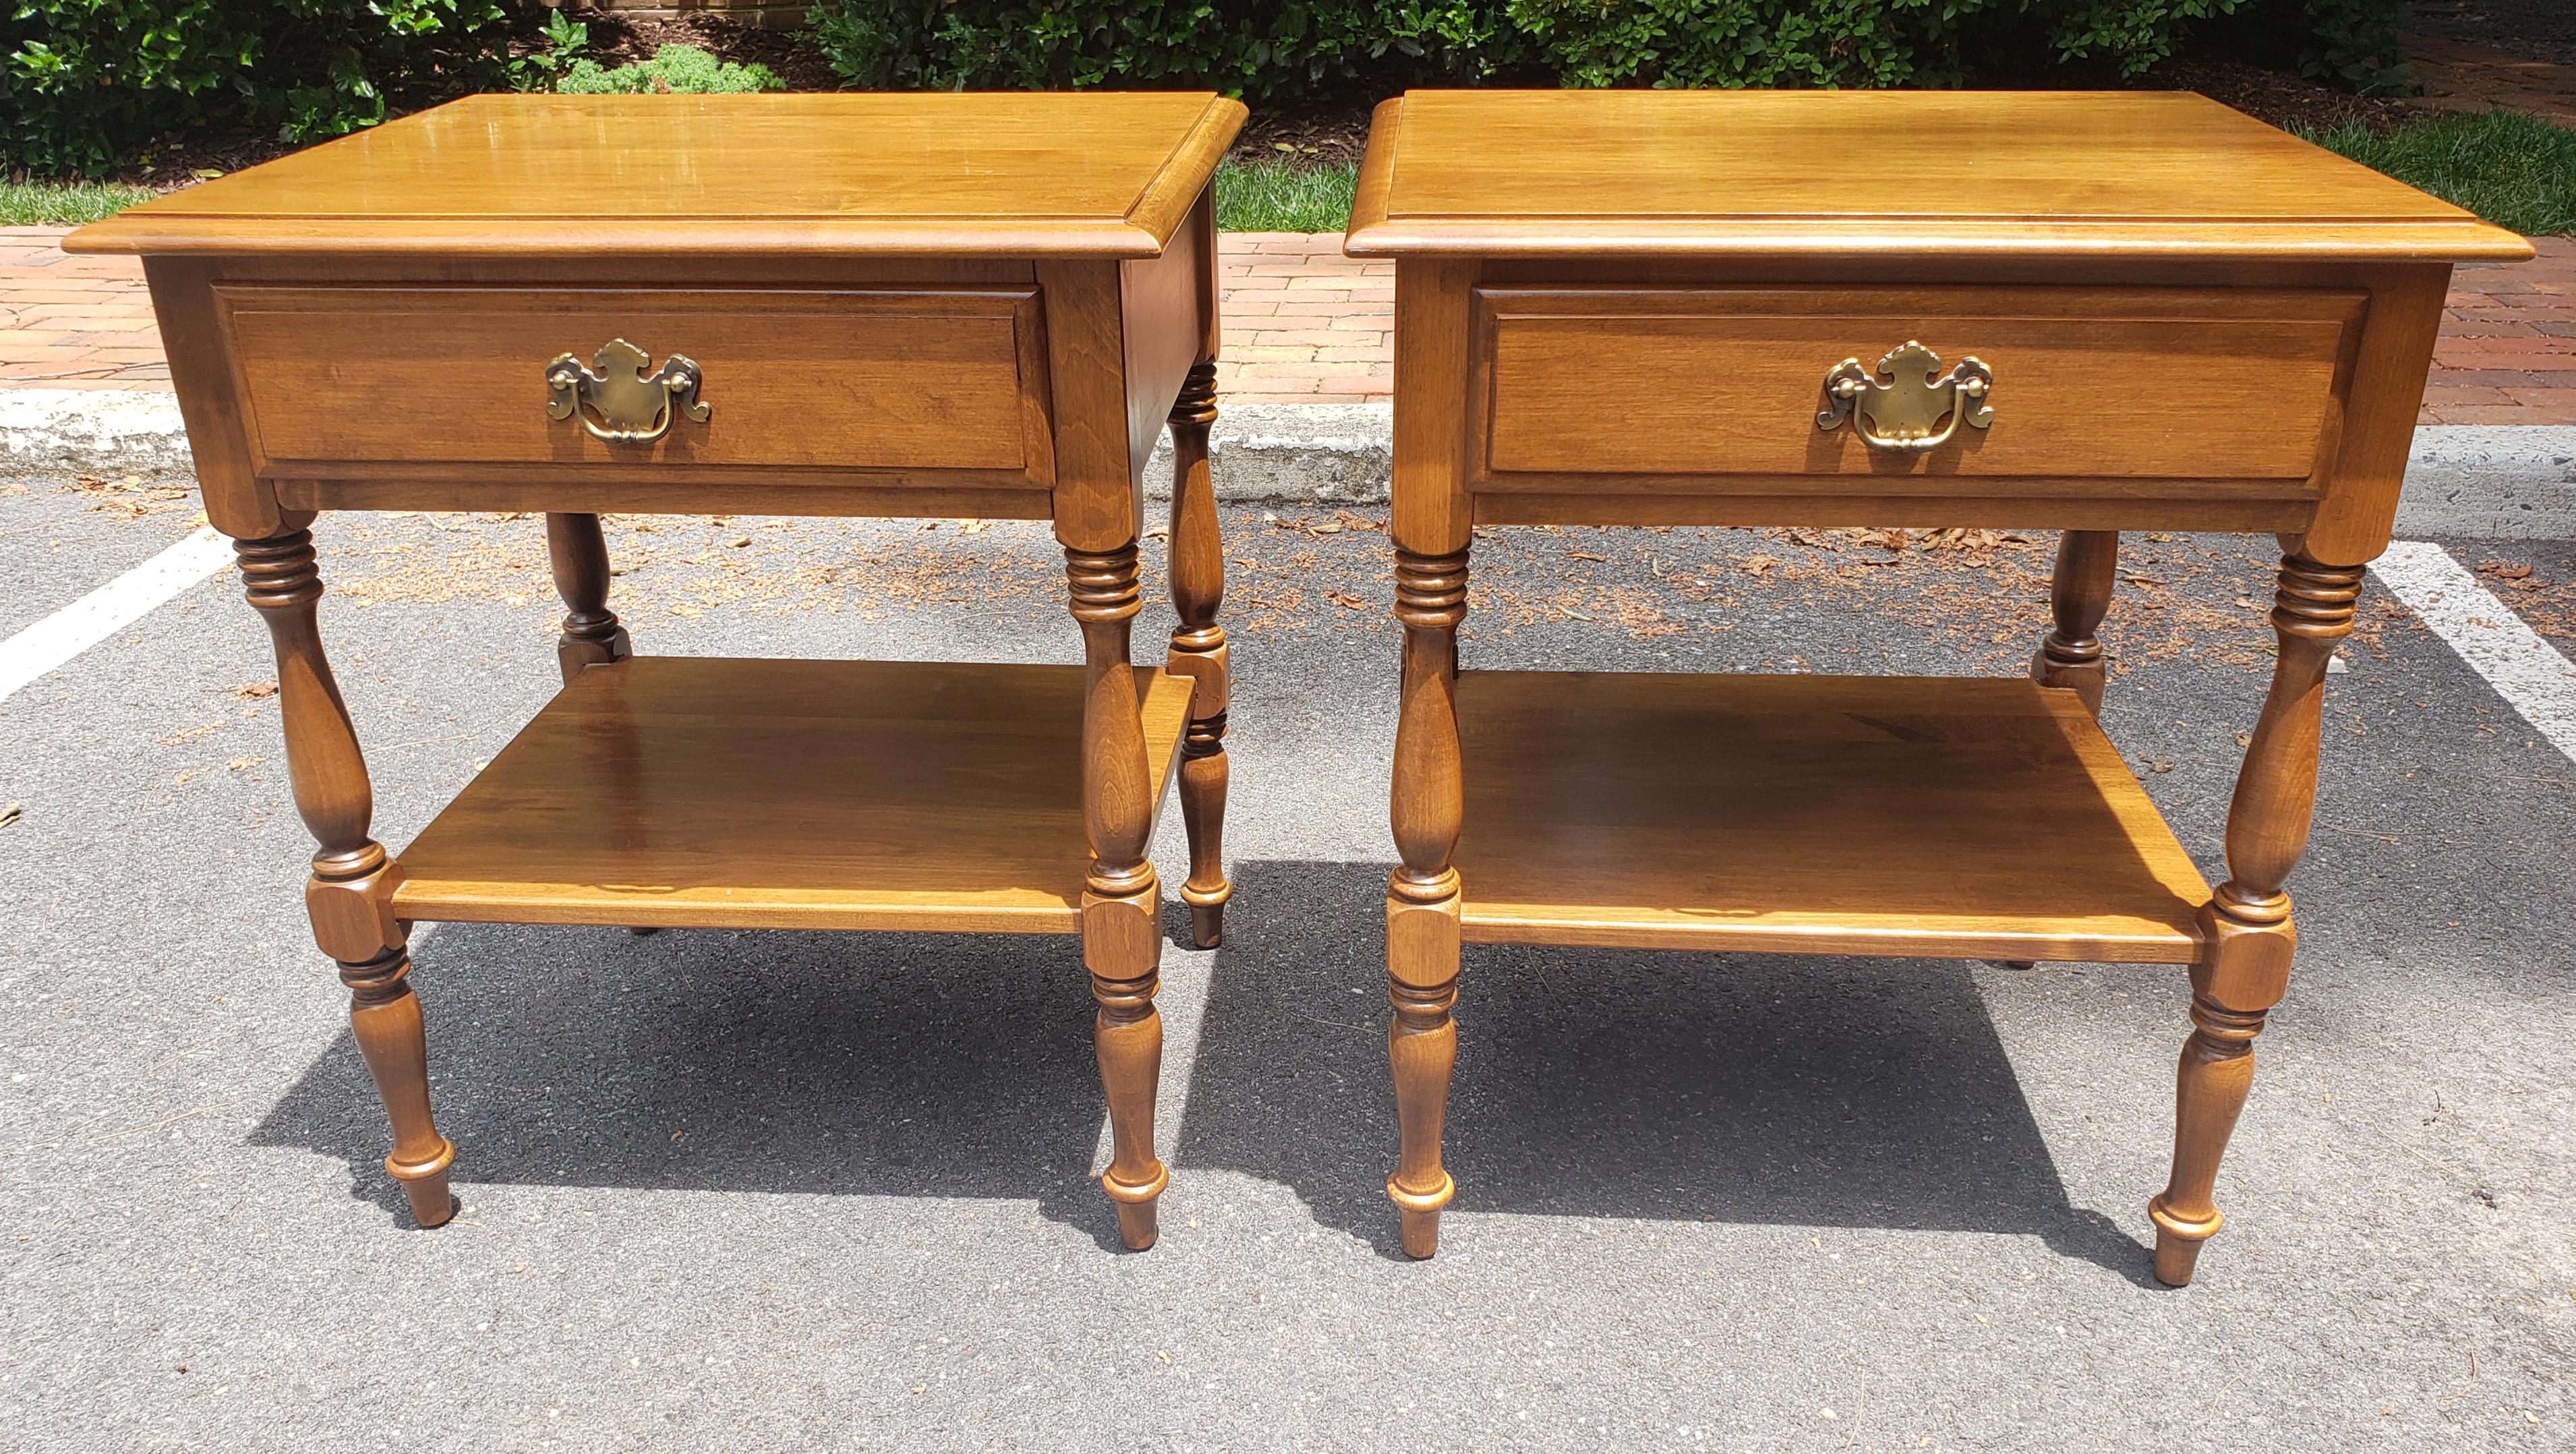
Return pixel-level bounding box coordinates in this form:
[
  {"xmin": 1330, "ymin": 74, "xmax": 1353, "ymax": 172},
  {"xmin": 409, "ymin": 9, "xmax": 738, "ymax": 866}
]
[
  {"xmin": 216, "ymin": 285, "xmax": 1053, "ymax": 483},
  {"xmin": 1472, "ymin": 287, "xmax": 2366, "ymax": 492}
]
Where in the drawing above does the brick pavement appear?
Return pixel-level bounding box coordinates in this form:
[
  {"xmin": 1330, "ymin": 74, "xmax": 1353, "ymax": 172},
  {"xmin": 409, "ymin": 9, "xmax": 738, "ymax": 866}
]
[
  {"xmin": 5, "ymin": 226, "xmax": 2569, "ymax": 423},
  {"xmin": 0, "ymin": 227, "xmax": 168, "ymax": 389},
  {"xmin": 2406, "ymin": 34, "xmax": 2576, "ymax": 126},
  {"xmin": 2424, "ymin": 236, "xmax": 2576, "ymax": 424},
  {"xmin": 1217, "ymin": 231, "xmax": 1390, "ymax": 405}
]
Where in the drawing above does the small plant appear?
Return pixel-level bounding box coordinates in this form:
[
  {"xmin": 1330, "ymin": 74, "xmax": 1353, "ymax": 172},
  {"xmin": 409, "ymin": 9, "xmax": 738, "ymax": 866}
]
[
  {"xmin": 557, "ymin": 44, "xmax": 784, "ymax": 96},
  {"xmin": 510, "ymin": 11, "xmax": 591, "ymax": 92}
]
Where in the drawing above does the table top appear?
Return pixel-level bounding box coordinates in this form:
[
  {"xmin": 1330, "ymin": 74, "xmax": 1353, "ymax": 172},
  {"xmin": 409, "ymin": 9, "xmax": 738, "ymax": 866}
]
[
  {"xmin": 67, "ymin": 92, "xmax": 1245, "ymax": 259},
  {"xmin": 1345, "ymin": 89, "xmax": 2531, "ymax": 262}
]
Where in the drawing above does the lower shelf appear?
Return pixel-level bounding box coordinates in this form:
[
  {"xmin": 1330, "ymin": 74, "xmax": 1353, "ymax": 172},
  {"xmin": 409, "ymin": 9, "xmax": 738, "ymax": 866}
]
[
  {"xmin": 1451, "ymin": 670, "xmax": 2212, "ymax": 963},
  {"xmin": 392, "ymin": 656, "xmax": 1194, "ymax": 935}
]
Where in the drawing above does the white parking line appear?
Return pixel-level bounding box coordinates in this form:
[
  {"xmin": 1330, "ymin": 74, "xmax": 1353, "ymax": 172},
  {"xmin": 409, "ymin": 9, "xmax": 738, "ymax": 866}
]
[
  {"xmin": 0, "ymin": 525, "xmax": 234, "ymax": 704},
  {"xmin": 2372, "ymin": 539, "xmax": 2576, "ymax": 763}
]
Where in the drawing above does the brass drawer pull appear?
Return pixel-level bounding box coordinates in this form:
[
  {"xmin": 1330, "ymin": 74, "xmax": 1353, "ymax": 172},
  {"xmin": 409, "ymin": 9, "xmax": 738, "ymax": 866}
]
[
  {"xmin": 544, "ymin": 339, "xmax": 710, "ymax": 443},
  {"xmin": 1817, "ymin": 341, "xmax": 1992, "ymax": 453}
]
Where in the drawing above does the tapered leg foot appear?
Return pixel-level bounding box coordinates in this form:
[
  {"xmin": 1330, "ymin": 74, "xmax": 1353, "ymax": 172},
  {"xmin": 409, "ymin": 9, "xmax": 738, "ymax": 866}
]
[
  {"xmin": 343, "ymin": 947, "xmax": 457, "ymax": 1229},
  {"xmin": 2148, "ymin": 1216, "xmax": 2215, "ymax": 1287},
  {"xmin": 1091, "ymin": 965, "xmax": 1169, "ymax": 1252},
  {"xmin": 394, "ymin": 1166, "xmax": 459, "ymax": 1229},
  {"xmin": 1397, "ymin": 1206, "xmax": 1444, "ymax": 1260},
  {"xmin": 1111, "ymin": 1196, "xmax": 1161, "ymax": 1252},
  {"xmin": 1187, "ymin": 902, "xmax": 1224, "ymax": 951},
  {"xmin": 1386, "ymin": 948, "xmax": 1459, "ymax": 1259},
  {"xmin": 2148, "ymin": 991, "xmax": 2263, "ymax": 1287}
]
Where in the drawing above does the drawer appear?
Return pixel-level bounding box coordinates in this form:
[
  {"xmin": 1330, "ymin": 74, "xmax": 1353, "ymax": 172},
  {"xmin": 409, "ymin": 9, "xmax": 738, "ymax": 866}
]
[
  {"xmin": 214, "ymin": 285, "xmax": 1054, "ymax": 484},
  {"xmin": 1471, "ymin": 286, "xmax": 2367, "ymax": 493}
]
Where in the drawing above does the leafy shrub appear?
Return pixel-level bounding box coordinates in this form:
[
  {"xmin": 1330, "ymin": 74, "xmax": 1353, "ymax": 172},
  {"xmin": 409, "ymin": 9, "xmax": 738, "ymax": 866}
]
[
  {"xmin": 508, "ymin": 10, "xmax": 590, "ymax": 93},
  {"xmin": 805, "ymin": 0, "xmax": 2411, "ymax": 98},
  {"xmin": 557, "ymin": 43, "xmax": 785, "ymax": 96},
  {"xmin": 807, "ymin": 2, "xmax": 1519, "ymax": 99},
  {"xmin": 1505, "ymin": 1, "xmax": 1987, "ymax": 90},
  {"xmin": 1, "ymin": 0, "xmax": 513, "ymax": 175},
  {"xmin": 2204, "ymin": 0, "xmax": 2409, "ymax": 94}
]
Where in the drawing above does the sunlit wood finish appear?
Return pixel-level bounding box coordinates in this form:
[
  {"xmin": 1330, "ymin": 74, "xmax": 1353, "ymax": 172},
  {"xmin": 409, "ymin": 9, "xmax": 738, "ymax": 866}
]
[
  {"xmin": 394, "ymin": 659, "xmax": 1194, "ymax": 933},
  {"xmin": 70, "ymin": 93, "xmax": 1243, "ymax": 1243},
  {"xmin": 1352, "ymin": 89, "xmax": 2528, "ymax": 1279},
  {"xmin": 1452, "ymin": 672, "xmax": 2211, "ymax": 960},
  {"xmin": 69, "ymin": 92, "xmax": 1241, "ymax": 259}
]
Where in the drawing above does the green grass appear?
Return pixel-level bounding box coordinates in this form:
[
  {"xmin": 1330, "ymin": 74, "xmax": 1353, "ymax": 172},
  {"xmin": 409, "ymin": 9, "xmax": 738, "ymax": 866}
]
[
  {"xmin": 2300, "ymin": 109, "xmax": 2576, "ymax": 237},
  {"xmin": 0, "ymin": 179, "xmax": 156, "ymax": 227},
  {"xmin": 1214, "ymin": 156, "xmax": 1359, "ymax": 233}
]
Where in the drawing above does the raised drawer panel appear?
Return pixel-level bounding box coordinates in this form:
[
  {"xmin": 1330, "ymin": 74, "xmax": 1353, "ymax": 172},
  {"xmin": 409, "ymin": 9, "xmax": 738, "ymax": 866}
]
[
  {"xmin": 216, "ymin": 286, "xmax": 1053, "ymax": 482},
  {"xmin": 1473, "ymin": 287, "xmax": 2366, "ymax": 492}
]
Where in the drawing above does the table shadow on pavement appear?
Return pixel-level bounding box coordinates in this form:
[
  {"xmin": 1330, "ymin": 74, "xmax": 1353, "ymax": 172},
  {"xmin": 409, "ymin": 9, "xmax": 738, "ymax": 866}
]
[
  {"xmin": 1174, "ymin": 860, "xmax": 2155, "ymax": 1283},
  {"xmin": 250, "ymin": 922, "xmax": 1138, "ymax": 1248}
]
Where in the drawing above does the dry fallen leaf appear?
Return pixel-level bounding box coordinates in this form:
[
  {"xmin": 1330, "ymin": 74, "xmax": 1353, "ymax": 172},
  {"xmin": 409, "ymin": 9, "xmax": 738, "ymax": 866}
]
[{"xmin": 231, "ymin": 680, "xmax": 279, "ymax": 701}]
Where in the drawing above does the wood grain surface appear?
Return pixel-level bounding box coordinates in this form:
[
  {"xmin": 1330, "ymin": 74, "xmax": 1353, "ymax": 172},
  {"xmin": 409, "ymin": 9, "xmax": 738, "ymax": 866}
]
[
  {"xmin": 1448, "ymin": 670, "xmax": 2212, "ymax": 962},
  {"xmin": 392, "ymin": 658, "xmax": 1194, "ymax": 935},
  {"xmin": 1473, "ymin": 285, "xmax": 2362, "ymax": 487},
  {"xmin": 1347, "ymin": 90, "xmax": 2530, "ymax": 261},
  {"xmin": 218, "ymin": 285, "xmax": 1053, "ymax": 482},
  {"xmin": 67, "ymin": 92, "xmax": 1248, "ymax": 258}
]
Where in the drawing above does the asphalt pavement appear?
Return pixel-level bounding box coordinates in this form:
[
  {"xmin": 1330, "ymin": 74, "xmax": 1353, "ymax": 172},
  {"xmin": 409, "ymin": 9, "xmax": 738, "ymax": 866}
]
[{"xmin": 3, "ymin": 484, "xmax": 2572, "ymax": 1451}]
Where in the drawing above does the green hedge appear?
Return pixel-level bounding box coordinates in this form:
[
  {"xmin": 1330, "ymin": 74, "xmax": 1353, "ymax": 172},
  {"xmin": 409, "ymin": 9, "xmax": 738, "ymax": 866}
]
[
  {"xmin": 2, "ymin": 0, "xmax": 515, "ymax": 175},
  {"xmin": 5, "ymin": 0, "xmax": 2410, "ymax": 175},
  {"xmin": 809, "ymin": 0, "xmax": 2409, "ymax": 97}
]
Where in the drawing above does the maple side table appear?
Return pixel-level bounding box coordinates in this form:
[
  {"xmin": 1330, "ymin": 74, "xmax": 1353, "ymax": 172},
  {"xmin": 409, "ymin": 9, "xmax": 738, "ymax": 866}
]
[
  {"xmin": 1344, "ymin": 89, "xmax": 2529, "ymax": 1282},
  {"xmin": 67, "ymin": 92, "xmax": 1247, "ymax": 1249}
]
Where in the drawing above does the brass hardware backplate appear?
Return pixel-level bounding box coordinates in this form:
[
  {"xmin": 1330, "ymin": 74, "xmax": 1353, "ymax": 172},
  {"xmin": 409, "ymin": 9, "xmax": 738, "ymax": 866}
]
[
  {"xmin": 544, "ymin": 339, "xmax": 709, "ymax": 443},
  {"xmin": 1816, "ymin": 341, "xmax": 1993, "ymax": 453}
]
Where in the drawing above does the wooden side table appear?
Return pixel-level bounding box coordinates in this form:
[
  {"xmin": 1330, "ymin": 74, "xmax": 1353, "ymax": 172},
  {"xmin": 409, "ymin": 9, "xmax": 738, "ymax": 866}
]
[
  {"xmin": 1345, "ymin": 90, "xmax": 2529, "ymax": 1282},
  {"xmin": 67, "ymin": 92, "xmax": 1247, "ymax": 1249}
]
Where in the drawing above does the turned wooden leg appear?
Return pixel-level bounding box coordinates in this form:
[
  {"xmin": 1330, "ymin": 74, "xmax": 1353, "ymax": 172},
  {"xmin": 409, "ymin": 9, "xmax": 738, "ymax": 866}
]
[
  {"xmin": 546, "ymin": 511, "xmax": 630, "ymax": 685},
  {"xmin": 2148, "ymin": 550, "xmax": 2360, "ymax": 1285},
  {"xmin": 2030, "ymin": 529, "xmax": 2118, "ymax": 716},
  {"xmin": 1387, "ymin": 547, "xmax": 1467, "ymax": 1258},
  {"xmin": 1165, "ymin": 361, "xmax": 1232, "ymax": 949},
  {"xmin": 1068, "ymin": 543, "xmax": 1170, "ymax": 1249},
  {"xmin": 238, "ymin": 529, "xmax": 456, "ymax": 1227}
]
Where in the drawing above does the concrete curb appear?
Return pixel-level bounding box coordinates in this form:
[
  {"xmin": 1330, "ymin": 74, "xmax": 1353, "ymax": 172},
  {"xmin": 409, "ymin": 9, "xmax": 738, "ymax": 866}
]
[
  {"xmin": 1144, "ymin": 403, "xmax": 1392, "ymax": 504},
  {"xmin": 0, "ymin": 389, "xmax": 190, "ymax": 477},
  {"xmin": 2391, "ymin": 426, "xmax": 2576, "ymax": 539},
  {"xmin": 9, "ymin": 388, "xmax": 2574, "ymax": 540}
]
